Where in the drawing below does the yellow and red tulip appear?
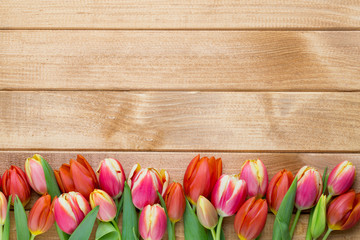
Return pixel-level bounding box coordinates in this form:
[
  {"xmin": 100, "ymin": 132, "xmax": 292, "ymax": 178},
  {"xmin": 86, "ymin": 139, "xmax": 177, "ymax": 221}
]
[
  {"xmin": 54, "ymin": 155, "xmax": 98, "ymax": 199},
  {"xmin": 234, "ymin": 197, "xmax": 268, "ymax": 240},
  {"xmin": 25, "ymin": 154, "xmax": 47, "ymax": 195},
  {"xmin": 266, "ymin": 169, "xmax": 294, "ymax": 215},
  {"xmin": 96, "ymin": 158, "xmax": 126, "ymax": 199},
  {"xmin": 138, "ymin": 204, "xmax": 167, "ymax": 240},
  {"xmin": 0, "ymin": 192, "xmax": 7, "ymax": 225},
  {"xmin": 163, "ymin": 182, "xmax": 186, "ymax": 223},
  {"xmin": 89, "ymin": 189, "xmax": 117, "ymax": 222},
  {"xmin": 2, "ymin": 165, "xmax": 31, "ymax": 206},
  {"xmin": 211, "ymin": 174, "xmax": 247, "ymax": 217},
  {"xmin": 327, "ymin": 161, "xmax": 356, "ymax": 197},
  {"xmin": 28, "ymin": 194, "xmax": 55, "ymax": 236},
  {"xmin": 128, "ymin": 163, "xmax": 169, "ymax": 210},
  {"xmin": 294, "ymin": 166, "xmax": 322, "ymax": 210},
  {"xmin": 197, "ymin": 196, "xmax": 218, "ymax": 230},
  {"xmin": 183, "ymin": 155, "xmax": 222, "ymax": 205},
  {"xmin": 53, "ymin": 191, "xmax": 91, "ymax": 234},
  {"xmin": 239, "ymin": 159, "xmax": 268, "ymax": 198}
]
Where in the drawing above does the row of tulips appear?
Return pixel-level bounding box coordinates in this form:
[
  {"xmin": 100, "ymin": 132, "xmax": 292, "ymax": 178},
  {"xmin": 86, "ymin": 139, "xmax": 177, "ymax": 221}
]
[{"xmin": 0, "ymin": 154, "xmax": 358, "ymax": 240}]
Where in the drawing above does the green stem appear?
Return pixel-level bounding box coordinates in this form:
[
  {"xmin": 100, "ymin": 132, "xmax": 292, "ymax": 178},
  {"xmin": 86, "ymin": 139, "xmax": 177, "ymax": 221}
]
[
  {"xmin": 322, "ymin": 228, "xmax": 332, "ymax": 240},
  {"xmin": 210, "ymin": 228, "xmax": 216, "ymax": 240},
  {"xmin": 30, "ymin": 234, "xmax": 36, "ymax": 240},
  {"xmin": 0, "ymin": 225, "xmax": 3, "ymax": 240},
  {"xmin": 326, "ymin": 194, "xmax": 333, "ymax": 204},
  {"xmin": 111, "ymin": 219, "xmax": 122, "ymax": 240},
  {"xmin": 305, "ymin": 208, "xmax": 315, "ymax": 240},
  {"xmin": 172, "ymin": 222, "xmax": 176, "ymax": 240},
  {"xmin": 215, "ymin": 216, "xmax": 224, "ymax": 240},
  {"xmin": 290, "ymin": 209, "xmax": 302, "ymax": 238}
]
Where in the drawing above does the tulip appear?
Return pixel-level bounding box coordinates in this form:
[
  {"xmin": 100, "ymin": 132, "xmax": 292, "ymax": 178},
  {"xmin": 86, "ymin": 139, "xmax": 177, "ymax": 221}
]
[
  {"xmin": 89, "ymin": 189, "xmax": 116, "ymax": 222},
  {"xmin": 0, "ymin": 192, "xmax": 7, "ymax": 225},
  {"xmin": 327, "ymin": 161, "xmax": 356, "ymax": 197},
  {"xmin": 266, "ymin": 169, "xmax": 294, "ymax": 215},
  {"xmin": 234, "ymin": 197, "xmax": 268, "ymax": 240},
  {"xmin": 128, "ymin": 164, "xmax": 169, "ymax": 210},
  {"xmin": 310, "ymin": 194, "xmax": 326, "ymax": 239},
  {"xmin": 25, "ymin": 154, "xmax": 47, "ymax": 195},
  {"xmin": 183, "ymin": 155, "xmax": 222, "ymax": 205},
  {"xmin": 96, "ymin": 158, "xmax": 126, "ymax": 199},
  {"xmin": 54, "ymin": 155, "xmax": 98, "ymax": 199},
  {"xmin": 164, "ymin": 182, "xmax": 186, "ymax": 223},
  {"xmin": 211, "ymin": 174, "xmax": 247, "ymax": 217},
  {"xmin": 2, "ymin": 165, "xmax": 31, "ymax": 206},
  {"xmin": 28, "ymin": 194, "xmax": 55, "ymax": 237},
  {"xmin": 197, "ymin": 196, "xmax": 218, "ymax": 231},
  {"xmin": 54, "ymin": 191, "xmax": 91, "ymax": 234},
  {"xmin": 139, "ymin": 204, "xmax": 167, "ymax": 240},
  {"xmin": 239, "ymin": 159, "xmax": 268, "ymax": 198}
]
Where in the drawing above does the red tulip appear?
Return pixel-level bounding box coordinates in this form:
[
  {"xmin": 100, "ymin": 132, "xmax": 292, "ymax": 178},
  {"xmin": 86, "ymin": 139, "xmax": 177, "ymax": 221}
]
[
  {"xmin": 183, "ymin": 155, "xmax": 222, "ymax": 205},
  {"xmin": 0, "ymin": 192, "xmax": 7, "ymax": 225},
  {"xmin": 239, "ymin": 159, "xmax": 268, "ymax": 198},
  {"xmin": 96, "ymin": 158, "xmax": 126, "ymax": 199},
  {"xmin": 25, "ymin": 154, "xmax": 47, "ymax": 195},
  {"xmin": 266, "ymin": 169, "xmax": 294, "ymax": 215},
  {"xmin": 234, "ymin": 197, "xmax": 268, "ymax": 240},
  {"xmin": 327, "ymin": 161, "xmax": 356, "ymax": 197},
  {"xmin": 28, "ymin": 194, "xmax": 55, "ymax": 236},
  {"xmin": 89, "ymin": 189, "xmax": 117, "ymax": 222},
  {"xmin": 295, "ymin": 166, "xmax": 322, "ymax": 210},
  {"xmin": 327, "ymin": 190, "xmax": 360, "ymax": 231},
  {"xmin": 164, "ymin": 182, "xmax": 186, "ymax": 223},
  {"xmin": 139, "ymin": 204, "xmax": 167, "ymax": 240},
  {"xmin": 2, "ymin": 165, "xmax": 31, "ymax": 206},
  {"xmin": 54, "ymin": 155, "xmax": 98, "ymax": 199}
]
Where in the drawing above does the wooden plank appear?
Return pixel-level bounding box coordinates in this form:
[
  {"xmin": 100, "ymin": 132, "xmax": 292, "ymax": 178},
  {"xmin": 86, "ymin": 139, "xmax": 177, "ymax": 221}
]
[
  {"xmin": 0, "ymin": 92, "xmax": 359, "ymax": 151},
  {"xmin": 1, "ymin": 31, "xmax": 360, "ymax": 91},
  {"xmin": 1, "ymin": 1, "xmax": 360, "ymax": 30}
]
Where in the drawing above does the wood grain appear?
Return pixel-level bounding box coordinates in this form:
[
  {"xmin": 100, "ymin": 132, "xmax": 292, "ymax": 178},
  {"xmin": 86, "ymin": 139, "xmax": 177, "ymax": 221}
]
[
  {"xmin": 1, "ymin": 92, "xmax": 359, "ymax": 151},
  {"xmin": 1, "ymin": 1, "xmax": 360, "ymax": 30},
  {"xmin": 1, "ymin": 31, "xmax": 360, "ymax": 91}
]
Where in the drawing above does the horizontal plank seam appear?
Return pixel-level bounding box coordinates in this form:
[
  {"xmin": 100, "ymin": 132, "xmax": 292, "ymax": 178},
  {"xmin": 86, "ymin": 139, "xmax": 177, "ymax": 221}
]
[
  {"xmin": 1, "ymin": 28, "xmax": 360, "ymax": 31},
  {"xmin": 1, "ymin": 90, "xmax": 360, "ymax": 93}
]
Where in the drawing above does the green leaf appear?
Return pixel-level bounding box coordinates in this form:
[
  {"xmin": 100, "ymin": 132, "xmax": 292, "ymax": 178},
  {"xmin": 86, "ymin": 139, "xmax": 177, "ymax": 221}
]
[
  {"xmin": 39, "ymin": 154, "xmax": 61, "ymax": 198},
  {"xmin": 322, "ymin": 167, "xmax": 328, "ymax": 195},
  {"xmin": 272, "ymin": 176, "xmax": 298, "ymax": 240},
  {"xmin": 95, "ymin": 222, "xmax": 120, "ymax": 240},
  {"xmin": 157, "ymin": 191, "xmax": 174, "ymax": 240},
  {"xmin": 115, "ymin": 196, "xmax": 124, "ymax": 223},
  {"xmin": 69, "ymin": 206, "xmax": 99, "ymax": 240},
  {"xmin": 184, "ymin": 198, "xmax": 208, "ymax": 240},
  {"xmin": 2, "ymin": 196, "xmax": 11, "ymax": 240},
  {"xmin": 305, "ymin": 208, "xmax": 314, "ymax": 240},
  {"xmin": 14, "ymin": 196, "xmax": 30, "ymax": 240},
  {"xmin": 122, "ymin": 182, "xmax": 139, "ymax": 240},
  {"xmin": 56, "ymin": 223, "xmax": 70, "ymax": 240}
]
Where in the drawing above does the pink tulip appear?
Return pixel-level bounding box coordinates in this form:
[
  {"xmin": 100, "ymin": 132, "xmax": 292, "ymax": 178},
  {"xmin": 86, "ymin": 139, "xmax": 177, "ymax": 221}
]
[
  {"xmin": 54, "ymin": 192, "xmax": 91, "ymax": 234},
  {"xmin": 139, "ymin": 204, "xmax": 167, "ymax": 240},
  {"xmin": 239, "ymin": 159, "xmax": 268, "ymax": 198},
  {"xmin": 128, "ymin": 164, "xmax": 169, "ymax": 209},
  {"xmin": 25, "ymin": 154, "xmax": 47, "ymax": 195},
  {"xmin": 211, "ymin": 174, "xmax": 247, "ymax": 217},
  {"xmin": 89, "ymin": 189, "xmax": 117, "ymax": 222},
  {"xmin": 295, "ymin": 166, "xmax": 322, "ymax": 210},
  {"xmin": 96, "ymin": 158, "xmax": 126, "ymax": 199},
  {"xmin": 327, "ymin": 161, "xmax": 356, "ymax": 197},
  {"xmin": 0, "ymin": 192, "xmax": 7, "ymax": 225}
]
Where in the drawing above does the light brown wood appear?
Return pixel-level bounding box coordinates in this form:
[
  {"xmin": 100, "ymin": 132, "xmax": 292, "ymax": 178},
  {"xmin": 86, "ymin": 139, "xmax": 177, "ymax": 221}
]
[
  {"xmin": 1, "ymin": 1, "xmax": 360, "ymax": 30},
  {"xmin": 1, "ymin": 31, "xmax": 360, "ymax": 91},
  {"xmin": 1, "ymin": 92, "xmax": 359, "ymax": 151}
]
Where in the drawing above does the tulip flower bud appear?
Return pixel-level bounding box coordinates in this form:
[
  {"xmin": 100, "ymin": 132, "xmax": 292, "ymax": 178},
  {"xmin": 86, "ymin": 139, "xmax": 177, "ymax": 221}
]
[
  {"xmin": 234, "ymin": 197, "xmax": 268, "ymax": 240},
  {"xmin": 239, "ymin": 159, "xmax": 268, "ymax": 198},
  {"xmin": 164, "ymin": 182, "xmax": 186, "ymax": 223},
  {"xmin": 54, "ymin": 192, "xmax": 91, "ymax": 234},
  {"xmin": 128, "ymin": 164, "xmax": 169, "ymax": 210},
  {"xmin": 89, "ymin": 189, "xmax": 117, "ymax": 222},
  {"xmin": 28, "ymin": 194, "xmax": 55, "ymax": 236},
  {"xmin": 2, "ymin": 165, "xmax": 31, "ymax": 206},
  {"xmin": 55, "ymin": 155, "xmax": 98, "ymax": 199},
  {"xmin": 183, "ymin": 155, "xmax": 222, "ymax": 205},
  {"xmin": 0, "ymin": 192, "xmax": 7, "ymax": 225},
  {"xmin": 139, "ymin": 204, "xmax": 167, "ymax": 240},
  {"xmin": 197, "ymin": 196, "xmax": 218, "ymax": 229},
  {"xmin": 295, "ymin": 166, "xmax": 322, "ymax": 210},
  {"xmin": 311, "ymin": 194, "xmax": 326, "ymax": 239},
  {"xmin": 25, "ymin": 154, "xmax": 47, "ymax": 195},
  {"xmin": 211, "ymin": 174, "xmax": 247, "ymax": 217},
  {"xmin": 327, "ymin": 161, "xmax": 356, "ymax": 197},
  {"xmin": 327, "ymin": 190, "xmax": 360, "ymax": 231},
  {"xmin": 96, "ymin": 158, "xmax": 126, "ymax": 199},
  {"xmin": 266, "ymin": 169, "xmax": 294, "ymax": 215}
]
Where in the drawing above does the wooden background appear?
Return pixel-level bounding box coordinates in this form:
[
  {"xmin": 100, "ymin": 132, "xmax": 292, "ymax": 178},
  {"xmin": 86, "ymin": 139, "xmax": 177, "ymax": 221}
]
[{"xmin": 1, "ymin": 1, "xmax": 360, "ymax": 239}]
